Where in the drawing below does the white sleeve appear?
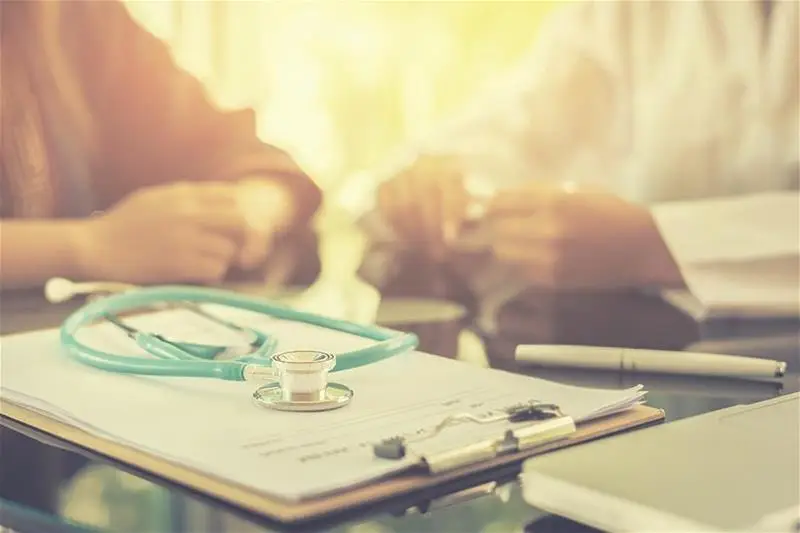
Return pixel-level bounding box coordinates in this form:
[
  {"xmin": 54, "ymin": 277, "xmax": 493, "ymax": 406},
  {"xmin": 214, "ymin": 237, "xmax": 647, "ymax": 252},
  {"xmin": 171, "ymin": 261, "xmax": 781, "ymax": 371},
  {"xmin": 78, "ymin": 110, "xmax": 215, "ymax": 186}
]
[
  {"xmin": 413, "ymin": 1, "xmax": 631, "ymax": 192},
  {"xmin": 652, "ymin": 192, "xmax": 800, "ymax": 317},
  {"xmin": 340, "ymin": 1, "xmax": 632, "ymax": 218}
]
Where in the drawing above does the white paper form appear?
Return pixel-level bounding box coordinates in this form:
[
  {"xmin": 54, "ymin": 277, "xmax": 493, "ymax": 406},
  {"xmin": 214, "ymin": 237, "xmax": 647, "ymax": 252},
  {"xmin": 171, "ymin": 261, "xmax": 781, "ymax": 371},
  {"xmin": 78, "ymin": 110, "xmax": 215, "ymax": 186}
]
[{"xmin": 0, "ymin": 308, "xmax": 645, "ymax": 501}]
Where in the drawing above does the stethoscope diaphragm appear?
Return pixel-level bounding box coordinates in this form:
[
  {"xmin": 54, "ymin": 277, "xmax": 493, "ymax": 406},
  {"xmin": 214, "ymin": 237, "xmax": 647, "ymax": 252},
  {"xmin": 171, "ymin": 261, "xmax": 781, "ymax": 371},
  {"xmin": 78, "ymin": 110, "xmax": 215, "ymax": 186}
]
[{"xmin": 253, "ymin": 350, "xmax": 353, "ymax": 412}]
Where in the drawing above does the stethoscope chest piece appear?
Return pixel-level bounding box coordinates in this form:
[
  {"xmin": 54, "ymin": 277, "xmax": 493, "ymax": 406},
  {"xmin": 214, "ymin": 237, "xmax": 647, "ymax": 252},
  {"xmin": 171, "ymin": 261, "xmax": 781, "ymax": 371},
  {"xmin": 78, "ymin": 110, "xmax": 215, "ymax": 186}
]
[
  {"xmin": 253, "ymin": 382, "xmax": 353, "ymax": 412},
  {"xmin": 253, "ymin": 350, "xmax": 353, "ymax": 412}
]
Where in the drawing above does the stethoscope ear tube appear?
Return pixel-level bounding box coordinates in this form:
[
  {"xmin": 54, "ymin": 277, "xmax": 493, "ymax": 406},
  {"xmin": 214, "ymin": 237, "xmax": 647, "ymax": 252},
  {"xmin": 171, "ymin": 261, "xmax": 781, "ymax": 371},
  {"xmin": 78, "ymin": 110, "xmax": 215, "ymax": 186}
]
[
  {"xmin": 133, "ymin": 334, "xmax": 199, "ymax": 361},
  {"xmin": 59, "ymin": 330, "xmax": 248, "ymax": 380}
]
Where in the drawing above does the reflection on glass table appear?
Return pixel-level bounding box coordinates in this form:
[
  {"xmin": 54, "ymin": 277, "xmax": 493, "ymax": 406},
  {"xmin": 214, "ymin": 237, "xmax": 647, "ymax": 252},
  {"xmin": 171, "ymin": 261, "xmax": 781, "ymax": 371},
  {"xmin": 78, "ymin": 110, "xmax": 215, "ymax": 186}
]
[{"xmin": 0, "ymin": 497, "xmax": 104, "ymax": 533}]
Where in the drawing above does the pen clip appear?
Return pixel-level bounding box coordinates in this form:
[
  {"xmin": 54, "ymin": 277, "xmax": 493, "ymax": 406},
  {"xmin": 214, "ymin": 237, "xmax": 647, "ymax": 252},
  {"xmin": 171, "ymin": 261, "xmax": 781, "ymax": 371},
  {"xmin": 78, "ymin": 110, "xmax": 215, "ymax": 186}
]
[{"xmin": 401, "ymin": 480, "xmax": 514, "ymax": 516}]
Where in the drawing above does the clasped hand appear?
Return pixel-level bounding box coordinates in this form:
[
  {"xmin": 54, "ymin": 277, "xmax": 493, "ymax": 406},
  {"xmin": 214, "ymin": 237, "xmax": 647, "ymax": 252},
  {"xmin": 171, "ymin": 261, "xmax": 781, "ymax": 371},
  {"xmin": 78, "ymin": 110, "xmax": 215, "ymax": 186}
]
[
  {"xmin": 378, "ymin": 156, "xmax": 679, "ymax": 290},
  {"xmin": 484, "ymin": 183, "xmax": 674, "ymax": 289},
  {"xmin": 81, "ymin": 180, "xmax": 293, "ymax": 284}
]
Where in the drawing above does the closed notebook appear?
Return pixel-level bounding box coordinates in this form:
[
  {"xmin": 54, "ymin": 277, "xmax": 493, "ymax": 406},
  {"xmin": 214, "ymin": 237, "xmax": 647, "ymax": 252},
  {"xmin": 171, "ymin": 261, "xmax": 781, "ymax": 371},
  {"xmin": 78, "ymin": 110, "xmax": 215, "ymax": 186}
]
[{"xmin": 521, "ymin": 393, "xmax": 800, "ymax": 533}]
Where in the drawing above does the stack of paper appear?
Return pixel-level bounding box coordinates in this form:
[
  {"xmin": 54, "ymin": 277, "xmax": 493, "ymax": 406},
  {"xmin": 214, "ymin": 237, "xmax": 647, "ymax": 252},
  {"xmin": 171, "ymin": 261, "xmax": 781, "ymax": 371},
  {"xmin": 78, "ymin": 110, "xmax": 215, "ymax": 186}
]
[
  {"xmin": 661, "ymin": 257, "xmax": 800, "ymax": 321},
  {"xmin": 0, "ymin": 307, "xmax": 646, "ymax": 502}
]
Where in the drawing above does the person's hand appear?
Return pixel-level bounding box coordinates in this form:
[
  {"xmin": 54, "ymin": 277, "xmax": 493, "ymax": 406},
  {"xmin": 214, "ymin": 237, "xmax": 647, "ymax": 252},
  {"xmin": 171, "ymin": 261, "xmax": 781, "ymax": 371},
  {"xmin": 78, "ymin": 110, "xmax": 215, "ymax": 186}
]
[
  {"xmin": 81, "ymin": 182, "xmax": 260, "ymax": 284},
  {"xmin": 376, "ymin": 155, "xmax": 469, "ymax": 258},
  {"xmin": 486, "ymin": 183, "xmax": 684, "ymax": 290},
  {"xmin": 234, "ymin": 178, "xmax": 297, "ymax": 270}
]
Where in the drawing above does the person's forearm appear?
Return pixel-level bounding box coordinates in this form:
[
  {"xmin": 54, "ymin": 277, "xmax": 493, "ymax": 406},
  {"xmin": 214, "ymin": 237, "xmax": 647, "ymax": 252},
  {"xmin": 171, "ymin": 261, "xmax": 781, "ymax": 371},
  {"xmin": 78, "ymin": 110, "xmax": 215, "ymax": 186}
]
[{"xmin": 0, "ymin": 220, "xmax": 93, "ymax": 290}]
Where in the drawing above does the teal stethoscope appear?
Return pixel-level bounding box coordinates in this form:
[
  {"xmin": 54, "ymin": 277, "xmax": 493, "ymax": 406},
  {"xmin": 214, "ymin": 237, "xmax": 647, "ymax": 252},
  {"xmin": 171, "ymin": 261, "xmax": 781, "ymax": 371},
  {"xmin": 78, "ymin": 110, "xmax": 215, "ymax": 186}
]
[{"xmin": 46, "ymin": 278, "xmax": 419, "ymax": 412}]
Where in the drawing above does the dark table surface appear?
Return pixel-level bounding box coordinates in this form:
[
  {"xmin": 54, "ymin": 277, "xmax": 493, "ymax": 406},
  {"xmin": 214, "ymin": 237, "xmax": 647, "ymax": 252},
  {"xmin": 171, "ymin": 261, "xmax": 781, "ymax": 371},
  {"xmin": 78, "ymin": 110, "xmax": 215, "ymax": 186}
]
[{"xmin": 1, "ymin": 284, "xmax": 798, "ymax": 533}]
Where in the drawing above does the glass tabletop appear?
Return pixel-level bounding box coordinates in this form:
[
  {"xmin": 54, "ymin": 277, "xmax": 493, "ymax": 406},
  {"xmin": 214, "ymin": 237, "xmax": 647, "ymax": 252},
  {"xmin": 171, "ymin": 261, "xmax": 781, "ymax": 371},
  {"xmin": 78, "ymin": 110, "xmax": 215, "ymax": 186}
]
[{"xmin": 1, "ymin": 287, "xmax": 798, "ymax": 533}]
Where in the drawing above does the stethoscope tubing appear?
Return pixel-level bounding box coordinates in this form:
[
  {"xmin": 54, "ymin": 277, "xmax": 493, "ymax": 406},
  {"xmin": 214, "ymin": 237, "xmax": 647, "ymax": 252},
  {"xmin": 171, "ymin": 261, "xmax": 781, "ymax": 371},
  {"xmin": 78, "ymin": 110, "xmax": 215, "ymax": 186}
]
[{"xmin": 60, "ymin": 285, "xmax": 418, "ymax": 381}]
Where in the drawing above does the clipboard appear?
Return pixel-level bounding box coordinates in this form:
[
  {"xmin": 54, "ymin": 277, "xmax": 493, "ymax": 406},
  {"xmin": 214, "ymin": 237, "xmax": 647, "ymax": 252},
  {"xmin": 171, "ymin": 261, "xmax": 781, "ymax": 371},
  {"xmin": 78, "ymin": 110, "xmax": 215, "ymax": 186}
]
[{"xmin": 0, "ymin": 400, "xmax": 664, "ymax": 525}]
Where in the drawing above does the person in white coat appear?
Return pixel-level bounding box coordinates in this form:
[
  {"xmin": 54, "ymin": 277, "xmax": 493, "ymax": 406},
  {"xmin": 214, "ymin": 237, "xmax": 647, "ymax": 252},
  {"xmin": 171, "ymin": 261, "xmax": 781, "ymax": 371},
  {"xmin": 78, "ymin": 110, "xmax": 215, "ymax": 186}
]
[{"xmin": 354, "ymin": 0, "xmax": 798, "ymax": 326}]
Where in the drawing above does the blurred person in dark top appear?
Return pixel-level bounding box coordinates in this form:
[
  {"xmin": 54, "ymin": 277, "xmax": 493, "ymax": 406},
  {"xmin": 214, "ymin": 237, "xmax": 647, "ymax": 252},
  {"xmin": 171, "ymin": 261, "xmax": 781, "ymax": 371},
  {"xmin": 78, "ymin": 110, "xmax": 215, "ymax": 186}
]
[{"xmin": 0, "ymin": 0, "xmax": 322, "ymax": 290}]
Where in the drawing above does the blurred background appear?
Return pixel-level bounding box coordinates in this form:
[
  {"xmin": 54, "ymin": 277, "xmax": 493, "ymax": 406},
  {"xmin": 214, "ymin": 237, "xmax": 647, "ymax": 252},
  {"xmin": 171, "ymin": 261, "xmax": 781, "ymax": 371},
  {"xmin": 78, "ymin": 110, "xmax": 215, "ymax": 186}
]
[
  {"xmin": 124, "ymin": 0, "xmax": 560, "ymax": 204},
  {"xmin": 5, "ymin": 3, "xmax": 796, "ymax": 532}
]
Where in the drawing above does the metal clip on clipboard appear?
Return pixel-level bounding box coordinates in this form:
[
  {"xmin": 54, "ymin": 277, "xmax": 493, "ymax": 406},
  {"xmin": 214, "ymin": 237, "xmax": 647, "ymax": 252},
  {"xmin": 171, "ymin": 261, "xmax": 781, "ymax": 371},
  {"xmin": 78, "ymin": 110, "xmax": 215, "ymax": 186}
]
[{"xmin": 373, "ymin": 402, "xmax": 577, "ymax": 474}]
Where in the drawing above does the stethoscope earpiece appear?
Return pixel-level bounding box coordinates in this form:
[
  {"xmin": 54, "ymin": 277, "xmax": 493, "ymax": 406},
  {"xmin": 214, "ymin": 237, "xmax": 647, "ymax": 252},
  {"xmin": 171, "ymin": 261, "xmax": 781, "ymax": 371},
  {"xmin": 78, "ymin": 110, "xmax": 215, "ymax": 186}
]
[
  {"xmin": 44, "ymin": 277, "xmax": 137, "ymax": 304},
  {"xmin": 44, "ymin": 277, "xmax": 80, "ymax": 304}
]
